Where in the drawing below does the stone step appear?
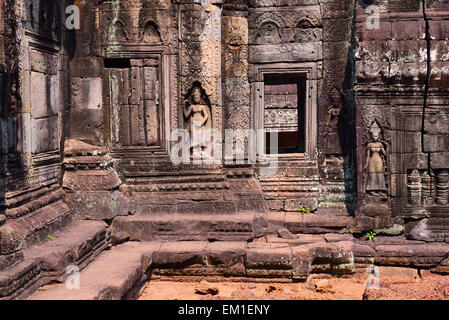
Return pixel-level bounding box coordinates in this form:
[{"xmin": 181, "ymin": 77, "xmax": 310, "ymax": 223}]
[
  {"xmin": 111, "ymin": 212, "xmax": 354, "ymax": 242},
  {"xmin": 27, "ymin": 239, "xmax": 365, "ymax": 300},
  {"xmin": 0, "ymin": 220, "xmax": 108, "ymax": 300},
  {"xmin": 28, "ymin": 242, "xmax": 160, "ymax": 300},
  {"xmin": 111, "ymin": 213, "xmax": 258, "ymax": 241},
  {"xmin": 26, "ymin": 237, "xmax": 449, "ymax": 300}
]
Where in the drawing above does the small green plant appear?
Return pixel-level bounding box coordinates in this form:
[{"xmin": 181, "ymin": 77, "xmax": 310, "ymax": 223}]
[
  {"xmin": 366, "ymin": 231, "xmax": 376, "ymax": 241},
  {"xmin": 47, "ymin": 235, "xmax": 56, "ymax": 241},
  {"xmin": 348, "ymin": 228, "xmax": 354, "ymax": 234},
  {"xmin": 36, "ymin": 235, "xmax": 41, "ymax": 243},
  {"xmin": 297, "ymin": 205, "xmax": 310, "ymax": 215}
]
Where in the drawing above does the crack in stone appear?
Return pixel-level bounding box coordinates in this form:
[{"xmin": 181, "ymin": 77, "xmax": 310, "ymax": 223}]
[{"xmin": 421, "ymin": 0, "xmax": 431, "ymax": 166}]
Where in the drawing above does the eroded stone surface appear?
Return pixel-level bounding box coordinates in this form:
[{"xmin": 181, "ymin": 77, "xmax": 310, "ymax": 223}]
[{"xmin": 1, "ymin": 0, "xmax": 449, "ymax": 300}]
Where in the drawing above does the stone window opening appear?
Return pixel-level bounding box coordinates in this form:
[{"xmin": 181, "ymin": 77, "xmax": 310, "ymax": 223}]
[{"xmin": 264, "ymin": 74, "xmax": 306, "ymax": 155}]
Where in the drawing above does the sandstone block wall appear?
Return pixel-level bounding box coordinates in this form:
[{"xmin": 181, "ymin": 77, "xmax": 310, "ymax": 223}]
[{"xmin": 0, "ymin": 0, "xmax": 449, "ymax": 271}]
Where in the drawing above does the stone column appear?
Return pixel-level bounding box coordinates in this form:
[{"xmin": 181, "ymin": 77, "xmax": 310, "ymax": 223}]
[
  {"xmin": 179, "ymin": 0, "xmax": 223, "ymax": 161},
  {"xmin": 318, "ymin": 0, "xmax": 356, "ymax": 216},
  {"xmin": 222, "ymin": 6, "xmax": 250, "ymax": 158},
  {"xmin": 63, "ymin": 0, "xmax": 122, "ymax": 220}
]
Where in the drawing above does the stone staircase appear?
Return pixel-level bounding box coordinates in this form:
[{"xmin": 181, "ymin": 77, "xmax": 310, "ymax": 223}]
[
  {"xmin": 26, "ymin": 233, "xmax": 449, "ymax": 300},
  {"xmin": 27, "ymin": 238, "xmax": 365, "ymax": 300},
  {"xmin": 3, "ymin": 212, "xmax": 449, "ymax": 300},
  {"xmin": 0, "ymin": 220, "xmax": 108, "ymax": 300}
]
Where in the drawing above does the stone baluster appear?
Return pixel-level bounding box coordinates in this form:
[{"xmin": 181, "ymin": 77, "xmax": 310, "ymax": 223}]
[
  {"xmin": 436, "ymin": 169, "xmax": 449, "ymax": 205},
  {"xmin": 421, "ymin": 171, "xmax": 433, "ymax": 205},
  {"xmin": 407, "ymin": 169, "xmax": 421, "ymax": 205}
]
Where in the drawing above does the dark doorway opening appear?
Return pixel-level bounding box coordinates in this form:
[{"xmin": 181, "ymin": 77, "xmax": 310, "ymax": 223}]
[{"xmin": 264, "ymin": 74, "xmax": 306, "ymax": 154}]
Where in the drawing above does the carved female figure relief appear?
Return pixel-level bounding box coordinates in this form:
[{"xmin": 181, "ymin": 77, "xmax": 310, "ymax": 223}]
[
  {"xmin": 364, "ymin": 121, "xmax": 387, "ymax": 196},
  {"xmin": 256, "ymin": 21, "xmax": 281, "ymax": 44},
  {"xmin": 142, "ymin": 21, "xmax": 162, "ymax": 43},
  {"xmin": 324, "ymin": 87, "xmax": 344, "ymax": 151},
  {"xmin": 183, "ymin": 85, "xmax": 211, "ymax": 158}
]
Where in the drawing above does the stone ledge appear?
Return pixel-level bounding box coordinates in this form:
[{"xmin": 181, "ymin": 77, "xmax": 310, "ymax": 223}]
[
  {"xmin": 28, "ymin": 242, "xmax": 161, "ymax": 300},
  {"xmin": 22, "ymin": 236, "xmax": 449, "ymax": 300},
  {"xmin": 24, "ymin": 220, "xmax": 108, "ymax": 278},
  {"xmin": 111, "ymin": 212, "xmax": 356, "ymax": 242},
  {"xmin": 112, "ymin": 214, "xmax": 256, "ymax": 241},
  {"xmin": 0, "ymin": 220, "xmax": 108, "ymax": 300}
]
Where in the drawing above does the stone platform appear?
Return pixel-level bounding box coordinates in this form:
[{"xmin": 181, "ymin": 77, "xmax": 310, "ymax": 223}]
[
  {"xmin": 0, "ymin": 220, "xmax": 108, "ymax": 300},
  {"xmin": 26, "ymin": 235, "xmax": 449, "ymax": 300},
  {"xmin": 110, "ymin": 212, "xmax": 354, "ymax": 242}
]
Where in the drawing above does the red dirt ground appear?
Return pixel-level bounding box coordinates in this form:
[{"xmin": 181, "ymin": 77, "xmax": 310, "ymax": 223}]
[{"xmin": 139, "ymin": 272, "xmax": 449, "ymax": 300}]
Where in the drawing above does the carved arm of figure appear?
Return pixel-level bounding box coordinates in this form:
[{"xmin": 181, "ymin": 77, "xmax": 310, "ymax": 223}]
[
  {"xmin": 201, "ymin": 105, "xmax": 209, "ymax": 127},
  {"xmin": 363, "ymin": 144, "xmax": 371, "ymax": 171},
  {"xmin": 183, "ymin": 100, "xmax": 192, "ymax": 120},
  {"xmin": 324, "ymin": 109, "xmax": 333, "ymax": 133},
  {"xmin": 380, "ymin": 144, "xmax": 388, "ymax": 171}
]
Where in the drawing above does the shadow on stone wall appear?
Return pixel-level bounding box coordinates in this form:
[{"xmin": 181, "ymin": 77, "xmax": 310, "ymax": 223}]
[
  {"xmin": 61, "ymin": 0, "xmax": 76, "ymax": 158},
  {"xmin": 0, "ymin": 65, "xmax": 6, "ymax": 218},
  {"xmin": 338, "ymin": 2, "xmax": 358, "ymax": 216}
]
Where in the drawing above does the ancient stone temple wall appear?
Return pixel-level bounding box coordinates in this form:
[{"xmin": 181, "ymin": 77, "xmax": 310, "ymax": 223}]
[
  {"xmin": 318, "ymin": 0, "xmax": 356, "ymax": 217},
  {"xmin": 1, "ymin": 0, "xmax": 449, "ymax": 284},
  {"xmin": 0, "ymin": 0, "xmax": 72, "ymax": 271},
  {"xmin": 354, "ymin": 0, "xmax": 449, "ymax": 239},
  {"xmin": 62, "ymin": 0, "xmax": 268, "ymax": 219},
  {"xmin": 62, "ymin": 0, "xmax": 123, "ymax": 220},
  {"xmin": 59, "ymin": 0, "xmax": 358, "ymax": 220},
  {"xmin": 1, "ymin": 0, "xmax": 449, "ymax": 300},
  {"xmin": 247, "ymin": 0, "xmax": 322, "ymax": 213},
  {"xmin": 61, "ymin": 0, "xmax": 366, "ymax": 222}
]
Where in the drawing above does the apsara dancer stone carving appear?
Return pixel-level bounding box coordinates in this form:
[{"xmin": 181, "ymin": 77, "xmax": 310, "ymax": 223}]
[
  {"xmin": 184, "ymin": 85, "xmax": 211, "ymax": 157},
  {"xmin": 364, "ymin": 121, "xmax": 387, "ymax": 196}
]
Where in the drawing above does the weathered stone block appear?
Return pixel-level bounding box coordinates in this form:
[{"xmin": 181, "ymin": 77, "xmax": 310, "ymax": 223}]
[
  {"xmin": 322, "ymin": 59, "xmax": 349, "ymax": 91},
  {"xmin": 49, "ymin": 74, "xmax": 60, "ymax": 115},
  {"xmin": 72, "ymin": 77, "xmax": 103, "ymax": 111},
  {"xmin": 425, "ymin": 108, "xmax": 449, "ymax": 135},
  {"xmin": 356, "ymin": 21, "xmax": 392, "ymax": 42},
  {"xmin": 0, "ymin": 224, "xmax": 22, "ymax": 255},
  {"xmin": 30, "ymin": 117, "xmax": 59, "ymax": 154},
  {"xmin": 250, "ymin": 0, "xmax": 319, "ymax": 8},
  {"xmin": 248, "ymin": 42, "xmax": 322, "ymax": 63},
  {"xmin": 391, "ymin": 131, "xmax": 421, "ymax": 153},
  {"xmin": 70, "ymin": 57, "xmax": 103, "ymax": 78},
  {"xmin": 30, "ymin": 51, "xmax": 47, "ymax": 74},
  {"xmin": 205, "ymin": 242, "xmax": 246, "ymax": 267},
  {"xmin": 405, "ymin": 218, "xmax": 449, "ymax": 242},
  {"xmin": 152, "ymin": 241, "xmax": 207, "ymax": 267},
  {"xmin": 353, "ymin": 216, "xmax": 404, "ymax": 234},
  {"xmin": 30, "ymin": 72, "xmax": 48, "ymax": 118},
  {"xmin": 21, "ymin": 112, "xmax": 31, "ymax": 155},
  {"xmin": 430, "ymin": 152, "xmax": 449, "ymax": 169},
  {"xmin": 428, "ymin": 20, "xmax": 449, "ymax": 41},
  {"xmin": 374, "ymin": 243, "xmax": 449, "ymax": 267},
  {"xmin": 291, "ymin": 246, "xmax": 312, "ymax": 279},
  {"xmin": 69, "ymin": 109, "xmax": 104, "ymax": 143},
  {"xmin": 246, "ymin": 243, "xmax": 293, "ymax": 270},
  {"xmin": 423, "ymin": 134, "xmax": 449, "ymax": 153},
  {"xmin": 65, "ymin": 190, "xmax": 126, "ymax": 221},
  {"xmin": 320, "ymin": 0, "xmax": 353, "ymax": 19},
  {"xmin": 323, "ymin": 18, "xmax": 352, "ymax": 42},
  {"xmin": 392, "ymin": 20, "xmax": 425, "ymax": 40},
  {"xmin": 0, "ymin": 251, "xmax": 23, "ymax": 272},
  {"xmin": 323, "ymin": 41, "xmax": 350, "ymax": 60}
]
